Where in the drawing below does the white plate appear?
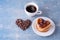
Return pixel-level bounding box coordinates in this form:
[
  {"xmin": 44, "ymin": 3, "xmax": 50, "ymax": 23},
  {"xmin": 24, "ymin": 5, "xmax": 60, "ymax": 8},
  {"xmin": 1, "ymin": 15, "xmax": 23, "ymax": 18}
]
[{"xmin": 32, "ymin": 17, "xmax": 55, "ymax": 37}]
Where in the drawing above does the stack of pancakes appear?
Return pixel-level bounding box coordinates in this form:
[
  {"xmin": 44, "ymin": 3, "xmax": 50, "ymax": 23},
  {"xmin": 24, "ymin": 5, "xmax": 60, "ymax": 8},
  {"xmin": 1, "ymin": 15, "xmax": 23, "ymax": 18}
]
[{"xmin": 36, "ymin": 18, "xmax": 51, "ymax": 32}]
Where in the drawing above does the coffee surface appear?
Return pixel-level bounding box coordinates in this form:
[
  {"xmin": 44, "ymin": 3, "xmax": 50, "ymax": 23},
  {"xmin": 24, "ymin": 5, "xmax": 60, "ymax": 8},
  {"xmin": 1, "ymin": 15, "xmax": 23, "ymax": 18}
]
[{"xmin": 26, "ymin": 5, "xmax": 36, "ymax": 13}]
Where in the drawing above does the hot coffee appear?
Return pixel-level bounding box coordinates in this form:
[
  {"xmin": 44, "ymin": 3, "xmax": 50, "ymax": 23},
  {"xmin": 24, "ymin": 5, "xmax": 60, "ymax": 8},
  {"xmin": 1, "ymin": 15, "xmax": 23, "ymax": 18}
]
[
  {"xmin": 26, "ymin": 5, "xmax": 37, "ymax": 13},
  {"xmin": 25, "ymin": 2, "xmax": 42, "ymax": 17}
]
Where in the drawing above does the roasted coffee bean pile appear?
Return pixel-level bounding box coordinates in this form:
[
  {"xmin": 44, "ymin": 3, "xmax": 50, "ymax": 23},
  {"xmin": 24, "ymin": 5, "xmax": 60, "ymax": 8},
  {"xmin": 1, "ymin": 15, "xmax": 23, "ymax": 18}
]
[{"xmin": 16, "ymin": 19, "xmax": 32, "ymax": 30}]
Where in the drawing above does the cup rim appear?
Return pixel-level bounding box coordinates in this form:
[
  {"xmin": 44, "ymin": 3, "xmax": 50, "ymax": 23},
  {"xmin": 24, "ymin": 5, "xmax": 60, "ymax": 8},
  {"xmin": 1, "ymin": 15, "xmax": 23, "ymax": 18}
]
[{"xmin": 24, "ymin": 2, "xmax": 38, "ymax": 14}]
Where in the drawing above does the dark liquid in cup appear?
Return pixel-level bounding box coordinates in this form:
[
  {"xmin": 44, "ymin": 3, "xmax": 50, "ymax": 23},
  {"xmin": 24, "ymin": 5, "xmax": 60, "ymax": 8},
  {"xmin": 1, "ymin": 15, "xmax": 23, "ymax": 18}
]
[{"xmin": 26, "ymin": 5, "xmax": 37, "ymax": 13}]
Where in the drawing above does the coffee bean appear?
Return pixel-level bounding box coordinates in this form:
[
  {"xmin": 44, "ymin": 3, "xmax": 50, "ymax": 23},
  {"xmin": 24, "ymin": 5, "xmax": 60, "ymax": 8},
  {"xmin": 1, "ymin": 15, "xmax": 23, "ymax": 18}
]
[{"xmin": 16, "ymin": 19, "xmax": 32, "ymax": 30}]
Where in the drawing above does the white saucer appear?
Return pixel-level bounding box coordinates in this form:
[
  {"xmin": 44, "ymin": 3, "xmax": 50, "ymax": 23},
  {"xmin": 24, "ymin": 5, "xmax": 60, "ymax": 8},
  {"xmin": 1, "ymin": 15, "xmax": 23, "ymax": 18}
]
[{"xmin": 32, "ymin": 17, "xmax": 55, "ymax": 37}]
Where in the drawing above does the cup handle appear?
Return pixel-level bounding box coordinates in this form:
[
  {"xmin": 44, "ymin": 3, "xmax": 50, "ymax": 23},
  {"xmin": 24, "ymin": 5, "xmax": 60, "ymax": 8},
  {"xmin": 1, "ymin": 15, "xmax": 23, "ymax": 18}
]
[{"xmin": 37, "ymin": 11, "xmax": 42, "ymax": 15}]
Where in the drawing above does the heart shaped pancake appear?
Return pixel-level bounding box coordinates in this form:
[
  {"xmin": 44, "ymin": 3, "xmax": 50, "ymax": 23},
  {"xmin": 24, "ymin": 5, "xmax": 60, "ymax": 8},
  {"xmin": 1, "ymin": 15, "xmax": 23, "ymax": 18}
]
[
  {"xmin": 16, "ymin": 19, "xmax": 32, "ymax": 30},
  {"xmin": 37, "ymin": 18, "xmax": 50, "ymax": 28}
]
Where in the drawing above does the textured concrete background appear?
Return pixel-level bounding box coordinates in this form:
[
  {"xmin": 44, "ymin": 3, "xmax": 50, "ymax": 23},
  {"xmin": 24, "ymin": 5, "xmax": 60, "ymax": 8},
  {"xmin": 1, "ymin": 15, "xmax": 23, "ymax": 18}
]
[{"xmin": 0, "ymin": 0, "xmax": 60, "ymax": 40}]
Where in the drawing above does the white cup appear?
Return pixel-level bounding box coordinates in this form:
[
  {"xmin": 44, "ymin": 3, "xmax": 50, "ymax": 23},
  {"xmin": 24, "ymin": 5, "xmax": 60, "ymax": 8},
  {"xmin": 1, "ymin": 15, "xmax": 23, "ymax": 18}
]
[{"xmin": 24, "ymin": 2, "xmax": 42, "ymax": 17}]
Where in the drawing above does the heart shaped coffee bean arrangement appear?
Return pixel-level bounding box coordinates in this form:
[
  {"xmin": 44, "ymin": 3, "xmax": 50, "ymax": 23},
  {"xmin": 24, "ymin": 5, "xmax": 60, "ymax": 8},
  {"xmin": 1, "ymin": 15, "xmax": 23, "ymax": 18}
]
[{"xmin": 16, "ymin": 19, "xmax": 32, "ymax": 30}]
